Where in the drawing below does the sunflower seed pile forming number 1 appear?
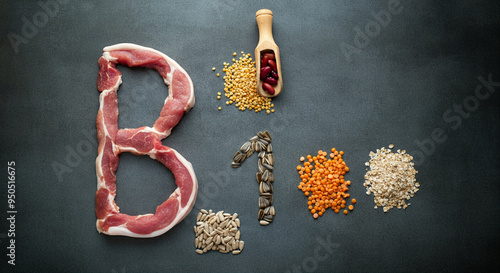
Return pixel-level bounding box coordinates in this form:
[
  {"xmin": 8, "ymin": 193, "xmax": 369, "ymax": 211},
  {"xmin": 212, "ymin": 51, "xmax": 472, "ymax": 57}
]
[
  {"xmin": 232, "ymin": 130, "xmax": 275, "ymax": 225},
  {"xmin": 194, "ymin": 209, "xmax": 244, "ymax": 255}
]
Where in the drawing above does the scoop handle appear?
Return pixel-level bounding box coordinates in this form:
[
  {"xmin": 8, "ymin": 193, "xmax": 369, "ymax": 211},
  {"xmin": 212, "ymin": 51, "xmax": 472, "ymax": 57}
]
[{"xmin": 256, "ymin": 9, "xmax": 274, "ymax": 45}]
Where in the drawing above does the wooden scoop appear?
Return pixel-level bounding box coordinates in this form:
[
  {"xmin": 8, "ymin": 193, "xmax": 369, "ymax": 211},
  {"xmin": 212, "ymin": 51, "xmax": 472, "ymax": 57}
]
[{"xmin": 255, "ymin": 9, "xmax": 283, "ymax": 98}]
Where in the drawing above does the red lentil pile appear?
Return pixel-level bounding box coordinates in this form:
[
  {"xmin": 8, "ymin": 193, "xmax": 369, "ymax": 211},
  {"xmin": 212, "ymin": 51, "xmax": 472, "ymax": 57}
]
[{"xmin": 296, "ymin": 148, "xmax": 356, "ymax": 218}]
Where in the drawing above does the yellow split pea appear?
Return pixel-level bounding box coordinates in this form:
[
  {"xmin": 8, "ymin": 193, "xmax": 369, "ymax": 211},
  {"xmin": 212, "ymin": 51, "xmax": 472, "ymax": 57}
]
[{"xmin": 216, "ymin": 52, "xmax": 274, "ymax": 113}]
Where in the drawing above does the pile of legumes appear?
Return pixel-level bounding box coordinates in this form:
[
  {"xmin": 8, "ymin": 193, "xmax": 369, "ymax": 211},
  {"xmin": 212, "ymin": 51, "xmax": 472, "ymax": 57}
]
[
  {"xmin": 296, "ymin": 148, "xmax": 356, "ymax": 218},
  {"xmin": 260, "ymin": 51, "xmax": 279, "ymax": 95},
  {"xmin": 364, "ymin": 145, "xmax": 420, "ymax": 212},
  {"xmin": 214, "ymin": 52, "xmax": 275, "ymax": 113}
]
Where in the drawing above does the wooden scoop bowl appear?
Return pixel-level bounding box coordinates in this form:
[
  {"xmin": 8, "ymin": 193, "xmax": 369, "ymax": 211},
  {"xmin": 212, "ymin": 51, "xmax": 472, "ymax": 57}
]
[{"xmin": 255, "ymin": 9, "xmax": 283, "ymax": 98}]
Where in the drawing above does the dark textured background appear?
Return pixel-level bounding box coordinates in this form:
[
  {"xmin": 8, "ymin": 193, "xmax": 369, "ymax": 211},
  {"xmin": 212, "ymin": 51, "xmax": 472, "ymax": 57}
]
[{"xmin": 1, "ymin": 0, "xmax": 499, "ymax": 272}]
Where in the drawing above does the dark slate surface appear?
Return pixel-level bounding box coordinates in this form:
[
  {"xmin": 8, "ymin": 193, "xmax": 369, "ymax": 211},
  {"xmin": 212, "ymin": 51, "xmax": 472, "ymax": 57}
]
[{"xmin": 1, "ymin": 0, "xmax": 499, "ymax": 272}]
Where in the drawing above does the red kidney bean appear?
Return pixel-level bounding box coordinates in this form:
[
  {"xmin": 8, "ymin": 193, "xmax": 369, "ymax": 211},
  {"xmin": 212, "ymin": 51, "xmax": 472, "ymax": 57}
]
[
  {"xmin": 262, "ymin": 82, "xmax": 275, "ymax": 95},
  {"xmin": 260, "ymin": 66, "xmax": 272, "ymax": 80},
  {"xmin": 268, "ymin": 60, "xmax": 277, "ymax": 72},
  {"xmin": 271, "ymin": 71, "xmax": 279, "ymax": 79},
  {"xmin": 261, "ymin": 55, "xmax": 269, "ymax": 68},
  {"xmin": 265, "ymin": 77, "xmax": 278, "ymax": 85},
  {"xmin": 263, "ymin": 52, "xmax": 275, "ymax": 60}
]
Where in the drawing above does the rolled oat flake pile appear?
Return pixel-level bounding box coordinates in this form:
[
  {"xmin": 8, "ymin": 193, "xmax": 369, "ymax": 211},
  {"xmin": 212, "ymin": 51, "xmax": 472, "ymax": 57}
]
[{"xmin": 364, "ymin": 145, "xmax": 420, "ymax": 212}]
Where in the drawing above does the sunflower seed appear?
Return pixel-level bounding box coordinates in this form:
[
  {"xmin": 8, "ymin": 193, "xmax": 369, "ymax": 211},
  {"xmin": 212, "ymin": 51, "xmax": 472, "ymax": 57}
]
[
  {"xmin": 238, "ymin": 153, "xmax": 247, "ymax": 163},
  {"xmin": 224, "ymin": 236, "xmax": 232, "ymax": 243},
  {"xmin": 235, "ymin": 230, "xmax": 241, "ymax": 240},
  {"xmin": 232, "ymin": 250, "xmax": 241, "ymax": 255},
  {"xmin": 255, "ymin": 141, "xmax": 262, "ymax": 152},
  {"xmin": 263, "ymin": 130, "xmax": 271, "ymax": 140},
  {"xmin": 267, "ymin": 143, "xmax": 273, "ymax": 153},
  {"xmin": 261, "ymin": 141, "xmax": 268, "ymax": 150},
  {"xmin": 207, "ymin": 242, "xmax": 214, "ymax": 250},
  {"xmin": 259, "ymin": 138, "xmax": 269, "ymax": 146},
  {"xmin": 266, "ymin": 153, "xmax": 274, "ymax": 165},
  {"xmin": 260, "ymin": 220, "xmax": 270, "ymax": 225},
  {"xmin": 263, "ymin": 162, "xmax": 273, "ymax": 171},
  {"xmin": 261, "ymin": 197, "xmax": 270, "ymax": 207},
  {"xmin": 196, "ymin": 249, "xmax": 203, "ymax": 254},
  {"xmin": 231, "ymin": 162, "xmax": 241, "ymax": 168},
  {"xmin": 232, "ymin": 240, "xmax": 238, "ymax": 250},
  {"xmin": 246, "ymin": 148, "xmax": 254, "ymax": 158},
  {"xmin": 233, "ymin": 151, "xmax": 242, "ymax": 162},
  {"xmin": 239, "ymin": 241, "xmax": 245, "ymax": 251},
  {"xmin": 266, "ymin": 182, "xmax": 273, "ymax": 193},
  {"xmin": 258, "ymin": 160, "xmax": 264, "ymax": 173},
  {"xmin": 259, "ymin": 182, "xmax": 268, "ymax": 194},
  {"xmin": 233, "ymin": 132, "xmax": 275, "ymax": 227},
  {"xmin": 268, "ymin": 172, "xmax": 274, "ymax": 182},
  {"xmin": 259, "ymin": 197, "xmax": 267, "ymax": 208},
  {"xmin": 262, "ymin": 170, "xmax": 269, "ymax": 181},
  {"xmin": 270, "ymin": 206, "xmax": 275, "ymax": 216},
  {"xmin": 264, "ymin": 206, "xmax": 271, "ymax": 214},
  {"xmin": 240, "ymin": 141, "xmax": 251, "ymax": 153},
  {"xmin": 201, "ymin": 209, "xmax": 208, "ymax": 214}
]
